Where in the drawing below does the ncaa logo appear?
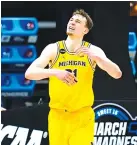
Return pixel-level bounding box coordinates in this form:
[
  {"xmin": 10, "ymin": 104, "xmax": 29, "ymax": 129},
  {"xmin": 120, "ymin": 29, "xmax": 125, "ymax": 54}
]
[{"xmin": 60, "ymin": 49, "xmax": 66, "ymax": 54}]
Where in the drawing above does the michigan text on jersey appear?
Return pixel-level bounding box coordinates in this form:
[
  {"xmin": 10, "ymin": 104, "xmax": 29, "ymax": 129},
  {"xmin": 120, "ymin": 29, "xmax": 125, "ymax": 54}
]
[{"xmin": 59, "ymin": 60, "xmax": 86, "ymax": 67}]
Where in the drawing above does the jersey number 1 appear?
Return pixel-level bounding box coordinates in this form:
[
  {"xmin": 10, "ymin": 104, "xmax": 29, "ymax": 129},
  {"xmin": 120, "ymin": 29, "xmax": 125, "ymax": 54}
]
[{"xmin": 66, "ymin": 69, "xmax": 77, "ymax": 77}]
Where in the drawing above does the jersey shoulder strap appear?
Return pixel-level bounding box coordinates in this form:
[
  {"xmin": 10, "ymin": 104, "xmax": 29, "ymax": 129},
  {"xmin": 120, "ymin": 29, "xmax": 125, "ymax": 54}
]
[
  {"xmin": 49, "ymin": 41, "xmax": 64, "ymax": 68},
  {"xmin": 82, "ymin": 41, "xmax": 96, "ymax": 71},
  {"xmin": 57, "ymin": 40, "xmax": 65, "ymax": 49},
  {"xmin": 82, "ymin": 41, "xmax": 91, "ymax": 48}
]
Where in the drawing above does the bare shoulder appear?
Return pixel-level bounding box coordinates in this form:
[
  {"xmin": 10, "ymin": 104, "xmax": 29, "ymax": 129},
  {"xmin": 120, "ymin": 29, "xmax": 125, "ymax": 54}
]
[
  {"xmin": 90, "ymin": 44, "xmax": 106, "ymax": 55},
  {"xmin": 42, "ymin": 43, "xmax": 57, "ymax": 54},
  {"xmin": 90, "ymin": 44, "xmax": 102, "ymax": 51},
  {"xmin": 41, "ymin": 42, "xmax": 58, "ymax": 60}
]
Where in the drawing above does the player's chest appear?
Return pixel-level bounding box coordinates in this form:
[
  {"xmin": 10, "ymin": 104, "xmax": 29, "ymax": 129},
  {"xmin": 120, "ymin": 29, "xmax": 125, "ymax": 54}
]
[{"xmin": 56, "ymin": 53, "xmax": 91, "ymax": 69}]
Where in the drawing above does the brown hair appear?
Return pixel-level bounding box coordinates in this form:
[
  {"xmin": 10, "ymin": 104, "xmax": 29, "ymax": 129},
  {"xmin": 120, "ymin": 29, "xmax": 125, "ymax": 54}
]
[{"xmin": 72, "ymin": 9, "xmax": 93, "ymax": 30}]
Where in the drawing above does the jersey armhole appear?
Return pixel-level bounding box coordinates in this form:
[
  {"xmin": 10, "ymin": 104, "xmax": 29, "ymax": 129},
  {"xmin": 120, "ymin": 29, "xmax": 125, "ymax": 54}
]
[
  {"xmin": 49, "ymin": 43, "xmax": 60, "ymax": 68},
  {"xmin": 87, "ymin": 56, "xmax": 96, "ymax": 72},
  {"xmin": 87, "ymin": 43, "xmax": 96, "ymax": 72}
]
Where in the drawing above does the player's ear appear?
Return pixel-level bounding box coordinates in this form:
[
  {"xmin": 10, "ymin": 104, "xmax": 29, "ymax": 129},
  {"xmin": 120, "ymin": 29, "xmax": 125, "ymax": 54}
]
[{"xmin": 83, "ymin": 28, "xmax": 89, "ymax": 35}]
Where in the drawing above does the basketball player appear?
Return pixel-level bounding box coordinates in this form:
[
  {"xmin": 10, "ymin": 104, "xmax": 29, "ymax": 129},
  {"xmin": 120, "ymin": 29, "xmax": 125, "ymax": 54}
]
[{"xmin": 25, "ymin": 9, "xmax": 122, "ymax": 145}]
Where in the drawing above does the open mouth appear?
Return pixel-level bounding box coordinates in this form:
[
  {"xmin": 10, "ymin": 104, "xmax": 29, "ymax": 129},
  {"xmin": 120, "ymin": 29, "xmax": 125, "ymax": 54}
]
[{"xmin": 69, "ymin": 26, "xmax": 75, "ymax": 30}]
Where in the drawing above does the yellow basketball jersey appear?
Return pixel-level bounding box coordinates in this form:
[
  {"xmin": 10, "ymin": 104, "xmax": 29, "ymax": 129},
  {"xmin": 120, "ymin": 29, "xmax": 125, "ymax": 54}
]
[{"xmin": 49, "ymin": 40, "xmax": 96, "ymax": 111}]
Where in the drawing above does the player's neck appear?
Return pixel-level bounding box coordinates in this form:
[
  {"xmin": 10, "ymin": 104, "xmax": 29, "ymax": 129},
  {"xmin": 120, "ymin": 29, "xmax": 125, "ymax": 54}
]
[{"xmin": 65, "ymin": 36, "xmax": 83, "ymax": 52}]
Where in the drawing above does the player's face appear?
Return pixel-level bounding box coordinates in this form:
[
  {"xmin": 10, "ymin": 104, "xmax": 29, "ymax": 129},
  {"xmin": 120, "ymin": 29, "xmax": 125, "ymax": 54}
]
[{"xmin": 66, "ymin": 14, "xmax": 89, "ymax": 38}]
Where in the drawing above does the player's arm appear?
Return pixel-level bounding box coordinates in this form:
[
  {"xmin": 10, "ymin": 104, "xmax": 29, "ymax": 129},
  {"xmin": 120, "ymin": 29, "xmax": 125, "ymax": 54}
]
[
  {"xmin": 90, "ymin": 46, "xmax": 122, "ymax": 79},
  {"xmin": 76, "ymin": 45, "xmax": 122, "ymax": 79},
  {"xmin": 25, "ymin": 43, "xmax": 77, "ymax": 84},
  {"xmin": 25, "ymin": 43, "xmax": 58, "ymax": 80}
]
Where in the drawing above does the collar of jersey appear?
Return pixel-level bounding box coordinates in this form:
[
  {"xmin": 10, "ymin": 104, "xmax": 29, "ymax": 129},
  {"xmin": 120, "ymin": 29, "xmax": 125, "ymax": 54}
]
[{"xmin": 63, "ymin": 40, "xmax": 84, "ymax": 55}]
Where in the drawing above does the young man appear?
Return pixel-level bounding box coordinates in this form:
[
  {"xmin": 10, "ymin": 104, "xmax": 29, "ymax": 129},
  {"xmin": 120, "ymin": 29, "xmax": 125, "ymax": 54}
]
[{"xmin": 25, "ymin": 9, "xmax": 122, "ymax": 145}]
